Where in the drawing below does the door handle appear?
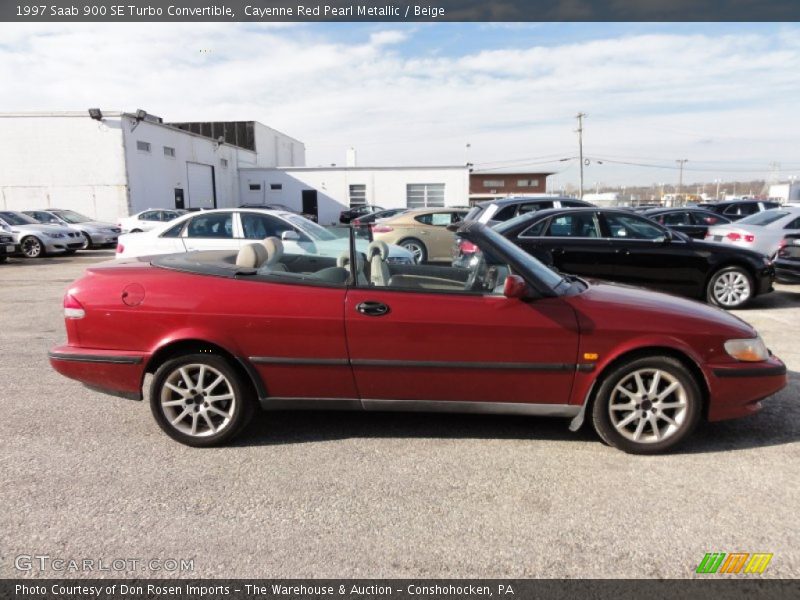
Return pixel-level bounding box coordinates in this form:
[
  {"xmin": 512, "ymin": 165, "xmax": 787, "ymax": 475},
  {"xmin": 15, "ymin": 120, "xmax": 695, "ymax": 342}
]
[
  {"xmin": 615, "ymin": 248, "xmax": 631, "ymax": 255},
  {"xmin": 356, "ymin": 301, "xmax": 390, "ymax": 317}
]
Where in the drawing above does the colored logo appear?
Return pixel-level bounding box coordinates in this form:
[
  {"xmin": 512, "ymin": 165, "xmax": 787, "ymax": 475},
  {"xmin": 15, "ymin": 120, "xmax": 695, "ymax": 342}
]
[{"xmin": 696, "ymin": 552, "xmax": 773, "ymax": 574}]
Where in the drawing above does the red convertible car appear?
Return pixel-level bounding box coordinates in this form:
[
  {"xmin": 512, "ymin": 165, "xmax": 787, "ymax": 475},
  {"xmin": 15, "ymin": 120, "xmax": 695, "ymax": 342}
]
[{"xmin": 49, "ymin": 223, "xmax": 787, "ymax": 453}]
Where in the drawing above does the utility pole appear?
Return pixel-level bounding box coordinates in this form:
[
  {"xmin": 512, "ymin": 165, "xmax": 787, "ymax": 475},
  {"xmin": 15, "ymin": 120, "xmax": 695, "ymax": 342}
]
[
  {"xmin": 676, "ymin": 159, "xmax": 688, "ymax": 205},
  {"xmin": 576, "ymin": 113, "xmax": 586, "ymax": 199}
]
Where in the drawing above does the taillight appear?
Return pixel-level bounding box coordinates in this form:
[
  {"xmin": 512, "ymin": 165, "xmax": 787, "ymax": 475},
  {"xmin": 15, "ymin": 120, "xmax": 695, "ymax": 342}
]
[
  {"xmin": 726, "ymin": 233, "xmax": 742, "ymax": 241},
  {"xmin": 372, "ymin": 225, "xmax": 394, "ymax": 233},
  {"xmin": 116, "ymin": 243, "xmax": 124, "ymax": 254},
  {"xmin": 352, "ymin": 219, "xmax": 361, "ymax": 227},
  {"xmin": 458, "ymin": 239, "xmax": 479, "ymax": 253},
  {"xmin": 64, "ymin": 293, "xmax": 85, "ymax": 319},
  {"xmin": 744, "ymin": 234, "xmax": 755, "ymax": 243}
]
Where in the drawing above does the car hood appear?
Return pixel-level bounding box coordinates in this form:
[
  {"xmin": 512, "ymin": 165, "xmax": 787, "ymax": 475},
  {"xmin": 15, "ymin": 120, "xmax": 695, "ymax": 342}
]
[
  {"xmin": 77, "ymin": 220, "xmax": 119, "ymax": 230},
  {"xmin": 9, "ymin": 224, "xmax": 76, "ymax": 236},
  {"xmin": 570, "ymin": 279, "xmax": 756, "ymax": 339}
]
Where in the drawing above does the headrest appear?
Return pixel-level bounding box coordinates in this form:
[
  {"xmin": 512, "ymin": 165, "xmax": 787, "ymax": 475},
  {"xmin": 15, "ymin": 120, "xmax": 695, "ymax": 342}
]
[
  {"xmin": 367, "ymin": 240, "xmax": 389, "ymax": 260},
  {"xmin": 261, "ymin": 236, "xmax": 284, "ymax": 265},
  {"xmin": 337, "ymin": 251, "xmax": 366, "ymax": 270},
  {"xmin": 236, "ymin": 243, "xmax": 269, "ymax": 268}
]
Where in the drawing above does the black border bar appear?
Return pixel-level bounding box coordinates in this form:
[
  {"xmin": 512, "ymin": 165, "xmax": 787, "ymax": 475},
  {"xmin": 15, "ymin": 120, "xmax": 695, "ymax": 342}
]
[{"xmin": 4, "ymin": 1, "xmax": 800, "ymax": 22}]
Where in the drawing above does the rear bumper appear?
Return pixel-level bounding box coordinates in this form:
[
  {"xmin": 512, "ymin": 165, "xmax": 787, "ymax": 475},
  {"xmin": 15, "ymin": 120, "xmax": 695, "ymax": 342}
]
[
  {"xmin": 706, "ymin": 356, "xmax": 788, "ymax": 421},
  {"xmin": 775, "ymin": 260, "xmax": 800, "ymax": 284},
  {"xmin": 49, "ymin": 345, "xmax": 148, "ymax": 400}
]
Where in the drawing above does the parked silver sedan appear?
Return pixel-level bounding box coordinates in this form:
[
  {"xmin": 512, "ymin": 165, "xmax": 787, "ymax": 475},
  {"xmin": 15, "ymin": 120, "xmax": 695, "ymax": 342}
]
[
  {"xmin": 23, "ymin": 209, "xmax": 121, "ymax": 250},
  {"xmin": 0, "ymin": 211, "xmax": 83, "ymax": 258},
  {"xmin": 705, "ymin": 207, "xmax": 800, "ymax": 256}
]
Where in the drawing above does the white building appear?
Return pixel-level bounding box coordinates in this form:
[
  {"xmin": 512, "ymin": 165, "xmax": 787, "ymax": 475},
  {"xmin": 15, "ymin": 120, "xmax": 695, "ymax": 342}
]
[
  {"xmin": 0, "ymin": 110, "xmax": 305, "ymax": 222},
  {"xmin": 239, "ymin": 166, "xmax": 471, "ymax": 225}
]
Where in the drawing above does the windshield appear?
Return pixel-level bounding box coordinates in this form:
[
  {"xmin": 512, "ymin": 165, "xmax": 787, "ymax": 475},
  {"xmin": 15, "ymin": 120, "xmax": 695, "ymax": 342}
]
[
  {"xmin": 284, "ymin": 214, "xmax": 337, "ymax": 241},
  {"xmin": 52, "ymin": 210, "xmax": 92, "ymax": 224},
  {"xmin": 0, "ymin": 211, "xmax": 38, "ymax": 225},
  {"xmin": 479, "ymin": 224, "xmax": 566, "ymax": 291},
  {"xmin": 737, "ymin": 210, "xmax": 790, "ymax": 226}
]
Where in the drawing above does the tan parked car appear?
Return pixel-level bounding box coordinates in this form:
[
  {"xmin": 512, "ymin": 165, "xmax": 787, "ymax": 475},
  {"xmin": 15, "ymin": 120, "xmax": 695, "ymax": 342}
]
[{"xmin": 371, "ymin": 208, "xmax": 468, "ymax": 263}]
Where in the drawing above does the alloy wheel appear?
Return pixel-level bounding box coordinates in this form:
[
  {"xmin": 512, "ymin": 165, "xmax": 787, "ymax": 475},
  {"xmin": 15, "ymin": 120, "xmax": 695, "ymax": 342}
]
[
  {"xmin": 712, "ymin": 271, "xmax": 751, "ymax": 307},
  {"xmin": 607, "ymin": 368, "xmax": 688, "ymax": 444},
  {"xmin": 80, "ymin": 233, "xmax": 91, "ymax": 250},
  {"xmin": 159, "ymin": 364, "xmax": 237, "ymax": 438},
  {"xmin": 21, "ymin": 236, "xmax": 43, "ymax": 258},
  {"xmin": 401, "ymin": 241, "xmax": 425, "ymax": 263}
]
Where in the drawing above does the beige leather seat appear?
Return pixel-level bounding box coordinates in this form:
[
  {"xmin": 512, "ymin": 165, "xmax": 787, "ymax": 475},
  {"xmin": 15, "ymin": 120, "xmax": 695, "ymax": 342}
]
[
  {"xmin": 368, "ymin": 241, "xmax": 391, "ymax": 287},
  {"xmin": 260, "ymin": 236, "xmax": 288, "ymax": 272},
  {"xmin": 337, "ymin": 251, "xmax": 368, "ymax": 285},
  {"xmin": 236, "ymin": 243, "xmax": 269, "ymax": 268}
]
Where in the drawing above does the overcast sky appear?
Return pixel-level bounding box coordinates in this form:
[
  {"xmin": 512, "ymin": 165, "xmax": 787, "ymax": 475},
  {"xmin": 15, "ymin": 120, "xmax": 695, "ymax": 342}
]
[{"xmin": 2, "ymin": 22, "xmax": 800, "ymax": 188}]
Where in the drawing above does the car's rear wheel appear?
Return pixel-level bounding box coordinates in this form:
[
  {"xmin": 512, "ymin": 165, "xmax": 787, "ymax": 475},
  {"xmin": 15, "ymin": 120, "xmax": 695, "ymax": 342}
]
[
  {"xmin": 592, "ymin": 356, "xmax": 701, "ymax": 454},
  {"xmin": 399, "ymin": 238, "xmax": 427, "ymax": 263},
  {"xmin": 20, "ymin": 236, "xmax": 45, "ymax": 258},
  {"xmin": 706, "ymin": 266, "xmax": 753, "ymax": 309},
  {"xmin": 80, "ymin": 232, "xmax": 93, "ymax": 250},
  {"xmin": 150, "ymin": 354, "xmax": 254, "ymax": 447}
]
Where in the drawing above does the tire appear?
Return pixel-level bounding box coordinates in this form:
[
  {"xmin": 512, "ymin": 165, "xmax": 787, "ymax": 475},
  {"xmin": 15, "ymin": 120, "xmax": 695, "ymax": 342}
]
[
  {"xmin": 0, "ymin": 256, "xmax": 7, "ymax": 263},
  {"xmin": 80, "ymin": 232, "xmax": 93, "ymax": 250},
  {"xmin": 591, "ymin": 356, "xmax": 702, "ymax": 454},
  {"xmin": 131, "ymin": 228, "xmax": 143, "ymax": 233},
  {"xmin": 706, "ymin": 266, "xmax": 754, "ymax": 309},
  {"xmin": 399, "ymin": 238, "xmax": 427, "ymax": 264},
  {"xmin": 149, "ymin": 353, "xmax": 255, "ymax": 447},
  {"xmin": 20, "ymin": 235, "xmax": 45, "ymax": 258}
]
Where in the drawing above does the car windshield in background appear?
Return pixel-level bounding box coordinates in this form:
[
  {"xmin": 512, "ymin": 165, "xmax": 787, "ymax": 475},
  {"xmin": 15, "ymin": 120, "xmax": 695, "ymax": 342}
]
[
  {"xmin": 52, "ymin": 210, "xmax": 92, "ymax": 224},
  {"xmin": 738, "ymin": 211, "xmax": 790, "ymax": 226},
  {"xmin": 285, "ymin": 214, "xmax": 337, "ymax": 241},
  {"xmin": 479, "ymin": 226, "xmax": 565, "ymax": 291},
  {"xmin": 0, "ymin": 211, "xmax": 39, "ymax": 225}
]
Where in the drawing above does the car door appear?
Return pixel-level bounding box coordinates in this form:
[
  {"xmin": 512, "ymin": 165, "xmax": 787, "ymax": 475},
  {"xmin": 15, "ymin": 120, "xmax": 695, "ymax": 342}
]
[
  {"xmin": 344, "ymin": 244, "xmax": 580, "ymax": 405},
  {"xmin": 514, "ymin": 211, "xmax": 617, "ymax": 281},
  {"xmin": 181, "ymin": 212, "xmax": 239, "ymax": 252},
  {"xmin": 599, "ymin": 211, "xmax": 704, "ymax": 297},
  {"xmin": 413, "ymin": 211, "xmax": 460, "ymax": 262}
]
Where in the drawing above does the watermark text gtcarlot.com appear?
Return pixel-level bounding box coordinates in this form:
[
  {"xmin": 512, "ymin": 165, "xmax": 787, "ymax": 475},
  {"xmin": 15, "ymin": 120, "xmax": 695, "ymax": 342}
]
[{"xmin": 14, "ymin": 554, "xmax": 194, "ymax": 573}]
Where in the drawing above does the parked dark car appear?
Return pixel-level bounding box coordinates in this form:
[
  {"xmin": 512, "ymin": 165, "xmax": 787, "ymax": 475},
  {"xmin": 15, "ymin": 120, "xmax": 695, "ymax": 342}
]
[
  {"xmin": 339, "ymin": 204, "xmax": 384, "ymax": 224},
  {"xmin": 698, "ymin": 200, "xmax": 781, "ymax": 221},
  {"xmin": 481, "ymin": 208, "xmax": 774, "ymax": 309},
  {"xmin": 239, "ymin": 203, "xmax": 318, "ymax": 223},
  {"xmin": 351, "ymin": 208, "xmax": 408, "ymax": 228},
  {"xmin": 642, "ymin": 208, "xmax": 733, "ymax": 239},
  {"xmin": 0, "ymin": 232, "xmax": 15, "ymax": 262},
  {"xmin": 774, "ymin": 234, "xmax": 800, "ymax": 284},
  {"xmin": 464, "ymin": 196, "xmax": 593, "ymax": 227}
]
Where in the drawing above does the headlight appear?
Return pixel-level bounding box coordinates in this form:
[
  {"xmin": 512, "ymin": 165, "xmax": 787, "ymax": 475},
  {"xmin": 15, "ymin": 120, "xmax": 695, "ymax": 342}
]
[
  {"xmin": 724, "ymin": 337, "xmax": 769, "ymax": 362},
  {"xmin": 46, "ymin": 232, "xmax": 66, "ymax": 239}
]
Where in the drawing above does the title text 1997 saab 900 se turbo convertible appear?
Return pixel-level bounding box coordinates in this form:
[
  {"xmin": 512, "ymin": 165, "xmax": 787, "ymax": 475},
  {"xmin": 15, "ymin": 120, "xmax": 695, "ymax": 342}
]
[{"xmin": 49, "ymin": 223, "xmax": 787, "ymax": 454}]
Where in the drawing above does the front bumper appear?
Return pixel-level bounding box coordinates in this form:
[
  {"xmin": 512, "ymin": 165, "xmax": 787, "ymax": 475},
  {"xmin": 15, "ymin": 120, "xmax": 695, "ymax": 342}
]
[
  {"xmin": 49, "ymin": 345, "xmax": 148, "ymax": 400},
  {"xmin": 706, "ymin": 355, "xmax": 788, "ymax": 421}
]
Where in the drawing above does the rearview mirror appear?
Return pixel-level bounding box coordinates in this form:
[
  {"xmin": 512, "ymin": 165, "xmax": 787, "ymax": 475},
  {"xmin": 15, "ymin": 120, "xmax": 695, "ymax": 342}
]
[
  {"xmin": 281, "ymin": 230, "xmax": 300, "ymax": 241},
  {"xmin": 503, "ymin": 275, "xmax": 528, "ymax": 299}
]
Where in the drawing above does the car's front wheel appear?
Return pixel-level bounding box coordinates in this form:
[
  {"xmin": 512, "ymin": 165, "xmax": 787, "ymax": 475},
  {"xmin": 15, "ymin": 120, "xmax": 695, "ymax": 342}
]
[
  {"xmin": 150, "ymin": 354, "xmax": 255, "ymax": 447},
  {"xmin": 592, "ymin": 356, "xmax": 701, "ymax": 454},
  {"xmin": 80, "ymin": 232, "xmax": 93, "ymax": 250},
  {"xmin": 20, "ymin": 235, "xmax": 45, "ymax": 258},
  {"xmin": 706, "ymin": 266, "xmax": 754, "ymax": 309}
]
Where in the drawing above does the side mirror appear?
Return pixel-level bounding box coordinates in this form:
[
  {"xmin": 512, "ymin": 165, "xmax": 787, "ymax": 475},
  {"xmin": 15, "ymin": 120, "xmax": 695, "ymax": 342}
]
[
  {"xmin": 281, "ymin": 230, "xmax": 300, "ymax": 241},
  {"xmin": 503, "ymin": 274, "xmax": 528, "ymax": 300}
]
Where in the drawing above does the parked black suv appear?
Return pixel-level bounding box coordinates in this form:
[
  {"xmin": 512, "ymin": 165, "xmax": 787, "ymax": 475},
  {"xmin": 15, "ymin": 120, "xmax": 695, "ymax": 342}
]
[{"xmin": 698, "ymin": 200, "xmax": 781, "ymax": 221}]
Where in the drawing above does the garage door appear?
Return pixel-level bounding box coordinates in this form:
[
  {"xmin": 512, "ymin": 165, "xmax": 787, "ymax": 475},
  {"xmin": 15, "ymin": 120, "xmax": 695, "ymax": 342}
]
[{"xmin": 187, "ymin": 163, "xmax": 216, "ymax": 209}]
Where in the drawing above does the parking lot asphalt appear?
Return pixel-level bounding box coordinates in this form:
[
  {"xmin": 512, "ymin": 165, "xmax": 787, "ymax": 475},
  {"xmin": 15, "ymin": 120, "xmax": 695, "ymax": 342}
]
[{"xmin": 1, "ymin": 251, "xmax": 798, "ymax": 579}]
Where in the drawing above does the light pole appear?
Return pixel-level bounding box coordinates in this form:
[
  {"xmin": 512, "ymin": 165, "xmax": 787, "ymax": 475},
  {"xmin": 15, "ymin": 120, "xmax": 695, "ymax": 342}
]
[
  {"xmin": 714, "ymin": 179, "xmax": 721, "ymax": 200},
  {"xmin": 576, "ymin": 113, "xmax": 586, "ymax": 199},
  {"xmin": 676, "ymin": 159, "xmax": 688, "ymax": 205}
]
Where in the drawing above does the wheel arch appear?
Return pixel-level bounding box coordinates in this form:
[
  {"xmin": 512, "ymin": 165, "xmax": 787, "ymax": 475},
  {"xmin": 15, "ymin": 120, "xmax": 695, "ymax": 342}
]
[
  {"xmin": 143, "ymin": 338, "xmax": 266, "ymax": 400},
  {"xmin": 574, "ymin": 345, "xmax": 711, "ymax": 431},
  {"xmin": 703, "ymin": 259, "xmax": 759, "ymax": 294}
]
